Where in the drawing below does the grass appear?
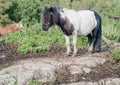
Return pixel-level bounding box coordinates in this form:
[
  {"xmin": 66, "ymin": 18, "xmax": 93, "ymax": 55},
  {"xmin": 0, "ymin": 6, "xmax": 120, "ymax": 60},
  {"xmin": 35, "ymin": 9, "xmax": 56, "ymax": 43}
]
[
  {"xmin": 112, "ymin": 47, "xmax": 120, "ymax": 63},
  {"xmin": 2, "ymin": 0, "xmax": 120, "ymax": 54},
  {"xmin": 4, "ymin": 19, "xmax": 120, "ymax": 54},
  {"xmin": 103, "ymin": 19, "xmax": 120, "ymax": 42},
  {"xmin": 29, "ymin": 81, "xmax": 42, "ymax": 85},
  {"xmin": 28, "ymin": 77, "xmax": 56, "ymax": 85},
  {"xmin": 6, "ymin": 24, "xmax": 63, "ymax": 53},
  {"xmin": 5, "ymin": 23, "xmax": 88, "ymax": 53},
  {"xmin": 0, "ymin": 38, "xmax": 5, "ymax": 45}
]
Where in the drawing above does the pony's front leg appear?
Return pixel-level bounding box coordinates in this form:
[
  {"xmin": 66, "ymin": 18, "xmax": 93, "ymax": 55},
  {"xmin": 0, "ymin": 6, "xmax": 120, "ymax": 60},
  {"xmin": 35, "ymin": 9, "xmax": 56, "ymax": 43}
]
[
  {"xmin": 65, "ymin": 35, "xmax": 71, "ymax": 56},
  {"xmin": 72, "ymin": 34, "xmax": 77, "ymax": 57}
]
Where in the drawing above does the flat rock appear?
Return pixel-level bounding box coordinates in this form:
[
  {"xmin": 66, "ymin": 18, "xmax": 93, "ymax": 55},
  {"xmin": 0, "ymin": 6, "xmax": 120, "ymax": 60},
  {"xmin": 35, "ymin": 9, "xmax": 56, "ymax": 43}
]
[
  {"xmin": 62, "ymin": 78, "xmax": 120, "ymax": 85},
  {"xmin": 0, "ymin": 56, "xmax": 115, "ymax": 85}
]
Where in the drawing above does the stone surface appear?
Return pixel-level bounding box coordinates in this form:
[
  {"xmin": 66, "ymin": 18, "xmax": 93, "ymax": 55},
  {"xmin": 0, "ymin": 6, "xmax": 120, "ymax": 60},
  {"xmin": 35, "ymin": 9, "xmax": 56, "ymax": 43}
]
[
  {"xmin": 62, "ymin": 78, "xmax": 120, "ymax": 85},
  {"xmin": 0, "ymin": 56, "xmax": 119, "ymax": 85},
  {"xmin": 0, "ymin": 74, "xmax": 16, "ymax": 85},
  {"xmin": 0, "ymin": 61, "xmax": 55, "ymax": 85}
]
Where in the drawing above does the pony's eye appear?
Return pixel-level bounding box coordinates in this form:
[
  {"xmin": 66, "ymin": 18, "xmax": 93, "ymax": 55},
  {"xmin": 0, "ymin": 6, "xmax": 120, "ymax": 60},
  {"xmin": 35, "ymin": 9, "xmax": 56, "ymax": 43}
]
[{"xmin": 47, "ymin": 22, "xmax": 50, "ymax": 25}]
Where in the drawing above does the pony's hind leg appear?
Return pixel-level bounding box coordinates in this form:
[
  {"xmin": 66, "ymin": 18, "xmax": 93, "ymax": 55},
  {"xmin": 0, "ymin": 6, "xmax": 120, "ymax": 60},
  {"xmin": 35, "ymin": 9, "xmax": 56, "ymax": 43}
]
[
  {"xmin": 87, "ymin": 33, "xmax": 93, "ymax": 45},
  {"xmin": 88, "ymin": 30, "xmax": 96, "ymax": 53},
  {"xmin": 93, "ymin": 28, "xmax": 102, "ymax": 52},
  {"xmin": 94, "ymin": 38, "xmax": 101, "ymax": 52},
  {"xmin": 87, "ymin": 33, "xmax": 94, "ymax": 53},
  {"xmin": 65, "ymin": 35, "xmax": 71, "ymax": 55}
]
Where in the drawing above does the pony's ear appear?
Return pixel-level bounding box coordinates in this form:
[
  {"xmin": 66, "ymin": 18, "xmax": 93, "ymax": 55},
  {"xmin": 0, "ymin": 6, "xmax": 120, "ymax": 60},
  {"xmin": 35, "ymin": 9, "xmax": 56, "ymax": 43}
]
[
  {"xmin": 50, "ymin": 6, "xmax": 54, "ymax": 12},
  {"xmin": 44, "ymin": 6, "xmax": 48, "ymax": 10}
]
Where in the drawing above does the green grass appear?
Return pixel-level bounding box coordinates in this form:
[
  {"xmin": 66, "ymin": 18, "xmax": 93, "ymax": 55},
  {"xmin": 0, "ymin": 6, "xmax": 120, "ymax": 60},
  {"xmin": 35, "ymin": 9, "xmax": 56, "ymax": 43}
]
[
  {"xmin": 5, "ymin": 23, "xmax": 88, "ymax": 53},
  {"xmin": 5, "ymin": 20, "xmax": 120, "ymax": 54},
  {"xmin": 28, "ymin": 77, "xmax": 56, "ymax": 85},
  {"xmin": 103, "ymin": 19, "xmax": 120, "ymax": 42},
  {"xmin": 112, "ymin": 47, "xmax": 120, "ymax": 63},
  {"xmin": 6, "ymin": 24, "xmax": 63, "ymax": 53},
  {"xmin": 0, "ymin": 38, "xmax": 5, "ymax": 45},
  {"xmin": 29, "ymin": 81, "xmax": 42, "ymax": 85},
  {"xmin": 1, "ymin": 0, "xmax": 120, "ymax": 55},
  {"xmin": 4, "ymin": 19, "xmax": 120, "ymax": 54}
]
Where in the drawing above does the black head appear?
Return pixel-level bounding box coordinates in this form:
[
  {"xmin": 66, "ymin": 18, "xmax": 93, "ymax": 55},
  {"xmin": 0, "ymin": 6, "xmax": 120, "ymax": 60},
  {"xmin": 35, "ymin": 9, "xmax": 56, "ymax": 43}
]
[{"xmin": 42, "ymin": 6, "xmax": 55, "ymax": 31}]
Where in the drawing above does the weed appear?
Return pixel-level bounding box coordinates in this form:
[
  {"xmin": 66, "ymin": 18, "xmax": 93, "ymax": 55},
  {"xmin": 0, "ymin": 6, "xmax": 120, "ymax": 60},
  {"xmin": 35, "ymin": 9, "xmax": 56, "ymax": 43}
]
[
  {"xmin": 5, "ymin": 23, "xmax": 88, "ymax": 53},
  {"xmin": 112, "ymin": 47, "xmax": 120, "ymax": 63},
  {"xmin": 29, "ymin": 81, "xmax": 42, "ymax": 85}
]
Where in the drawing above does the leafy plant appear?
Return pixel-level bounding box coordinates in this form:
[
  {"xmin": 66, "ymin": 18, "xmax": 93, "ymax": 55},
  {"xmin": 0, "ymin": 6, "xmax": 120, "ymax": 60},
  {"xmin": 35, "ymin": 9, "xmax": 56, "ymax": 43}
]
[
  {"xmin": 0, "ymin": 0, "xmax": 13, "ymax": 26},
  {"xmin": 103, "ymin": 20, "xmax": 120, "ymax": 42},
  {"xmin": 29, "ymin": 81, "xmax": 42, "ymax": 85},
  {"xmin": 6, "ymin": 0, "xmax": 43, "ymax": 26},
  {"xmin": 0, "ymin": 0, "xmax": 120, "ymax": 54},
  {"xmin": 5, "ymin": 23, "xmax": 88, "ymax": 53},
  {"xmin": 0, "ymin": 38, "xmax": 5, "ymax": 45},
  {"xmin": 112, "ymin": 47, "xmax": 120, "ymax": 63}
]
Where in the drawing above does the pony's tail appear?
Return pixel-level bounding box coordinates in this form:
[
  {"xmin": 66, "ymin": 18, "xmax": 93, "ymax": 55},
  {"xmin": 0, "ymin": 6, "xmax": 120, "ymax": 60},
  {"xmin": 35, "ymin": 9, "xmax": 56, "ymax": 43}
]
[{"xmin": 93, "ymin": 11, "xmax": 102, "ymax": 52}]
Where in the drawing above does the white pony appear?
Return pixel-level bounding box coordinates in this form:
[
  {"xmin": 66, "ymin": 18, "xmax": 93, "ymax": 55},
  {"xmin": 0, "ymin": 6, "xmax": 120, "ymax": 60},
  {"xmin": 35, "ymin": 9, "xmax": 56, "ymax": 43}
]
[{"xmin": 42, "ymin": 6, "xmax": 102, "ymax": 56}]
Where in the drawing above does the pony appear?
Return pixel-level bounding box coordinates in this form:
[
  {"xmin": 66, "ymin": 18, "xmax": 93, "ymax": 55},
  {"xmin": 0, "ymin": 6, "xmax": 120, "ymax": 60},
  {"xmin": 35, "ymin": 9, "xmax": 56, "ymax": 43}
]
[
  {"xmin": 42, "ymin": 6, "xmax": 102, "ymax": 56},
  {"xmin": 0, "ymin": 23, "xmax": 23, "ymax": 36}
]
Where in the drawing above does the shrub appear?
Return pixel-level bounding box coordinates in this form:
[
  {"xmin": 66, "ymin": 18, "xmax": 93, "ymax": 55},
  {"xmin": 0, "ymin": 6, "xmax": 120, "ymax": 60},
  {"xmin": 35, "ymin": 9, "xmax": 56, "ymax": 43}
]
[
  {"xmin": 6, "ymin": 24, "xmax": 64, "ymax": 53},
  {"xmin": 6, "ymin": 0, "xmax": 43, "ymax": 26},
  {"xmin": 1, "ymin": 0, "xmax": 120, "ymax": 54},
  {"xmin": 0, "ymin": 0, "xmax": 13, "ymax": 26},
  {"xmin": 29, "ymin": 81, "xmax": 42, "ymax": 85},
  {"xmin": 112, "ymin": 47, "xmax": 120, "ymax": 63},
  {"xmin": 6, "ymin": 23, "xmax": 88, "ymax": 53},
  {"xmin": 103, "ymin": 20, "xmax": 120, "ymax": 42}
]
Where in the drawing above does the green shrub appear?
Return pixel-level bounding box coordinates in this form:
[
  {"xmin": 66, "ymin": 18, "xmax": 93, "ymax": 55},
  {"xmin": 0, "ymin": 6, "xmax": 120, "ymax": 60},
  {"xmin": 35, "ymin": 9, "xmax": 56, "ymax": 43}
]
[
  {"xmin": 5, "ymin": 23, "xmax": 88, "ymax": 53},
  {"xmin": 6, "ymin": 24, "xmax": 63, "ymax": 53},
  {"xmin": 0, "ymin": 0, "xmax": 13, "ymax": 26},
  {"xmin": 1, "ymin": 0, "xmax": 120, "ymax": 54},
  {"xmin": 112, "ymin": 47, "xmax": 120, "ymax": 63},
  {"xmin": 0, "ymin": 38, "xmax": 5, "ymax": 45},
  {"xmin": 29, "ymin": 81, "xmax": 42, "ymax": 85},
  {"xmin": 6, "ymin": 0, "xmax": 43, "ymax": 26},
  {"xmin": 103, "ymin": 20, "xmax": 120, "ymax": 42}
]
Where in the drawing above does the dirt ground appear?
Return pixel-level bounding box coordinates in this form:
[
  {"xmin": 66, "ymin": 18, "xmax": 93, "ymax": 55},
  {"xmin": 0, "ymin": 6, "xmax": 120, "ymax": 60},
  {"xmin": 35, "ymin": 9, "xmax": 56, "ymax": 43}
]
[{"xmin": 0, "ymin": 42, "xmax": 120, "ymax": 83}]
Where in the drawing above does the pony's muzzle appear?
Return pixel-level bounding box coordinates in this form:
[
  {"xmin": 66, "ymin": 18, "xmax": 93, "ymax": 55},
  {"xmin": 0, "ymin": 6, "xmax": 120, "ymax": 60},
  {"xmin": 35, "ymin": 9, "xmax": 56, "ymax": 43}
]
[{"xmin": 42, "ymin": 24, "xmax": 48, "ymax": 31}]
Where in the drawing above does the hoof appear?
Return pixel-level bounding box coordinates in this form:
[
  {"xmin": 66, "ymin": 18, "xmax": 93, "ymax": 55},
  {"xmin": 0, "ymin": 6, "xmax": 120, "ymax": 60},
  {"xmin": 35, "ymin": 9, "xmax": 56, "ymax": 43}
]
[
  {"xmin": 88, "ymin": 47, "xmax": 94, "ymax": 53},
  {"xmin": 72, "ymin": 52, "xmax": 77, "ymax": 57},
  {"xmin": 64, "ymin": 52, "xmax": 71, "ymax": 56},
  {"xmin": 65, "ymin": 50, "xmax": 72, "ymax": 56},
  {"xmin": 72, "ymin": 54, "xmax": 76, "ymax": 57},
  {"xmin": 94, "ymin": 48, "xmax": 101, "ymax": 52}
]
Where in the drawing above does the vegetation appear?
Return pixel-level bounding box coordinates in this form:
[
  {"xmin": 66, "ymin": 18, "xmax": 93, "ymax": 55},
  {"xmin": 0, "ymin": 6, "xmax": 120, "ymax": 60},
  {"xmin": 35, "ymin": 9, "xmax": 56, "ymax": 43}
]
[
  {"xmin": 0, "ymin": 0, "xmax": 120, "ymax": 60},
  {"xmin": 6, "ymin": 0, "xmax": 43, "ymax": 26},
  {"xmin": 0, "ymin": 0, "xmax": 12, "ymax": 26},
  {"xmin": 29, "ymin": 81, "xmax": 42, "ymax": 85},
  {"xmin": 29, "ymin": 77, "xmax": 56, "ymax": 85},
  {"xmin": 6, "ymin": 24, "xmax": 65, "ymax": 53},
  {"xmin": 112, "ymin": 47, "xmax": 120, "ymax": 63}
]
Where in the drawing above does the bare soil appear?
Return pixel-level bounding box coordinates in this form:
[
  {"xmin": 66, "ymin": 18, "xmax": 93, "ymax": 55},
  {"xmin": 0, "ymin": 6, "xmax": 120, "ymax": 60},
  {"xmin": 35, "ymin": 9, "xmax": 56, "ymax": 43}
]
[{"xmin": 0, "ymin": 42, "xmax": 120, "ymax": 84}]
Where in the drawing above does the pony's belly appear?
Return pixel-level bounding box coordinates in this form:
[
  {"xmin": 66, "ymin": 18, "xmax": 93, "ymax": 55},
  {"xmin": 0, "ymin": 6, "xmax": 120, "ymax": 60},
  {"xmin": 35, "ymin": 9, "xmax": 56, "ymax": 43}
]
[
  {"xmin": 77, "ymin": 30, "xmax": 90, "ymax": 36},
  {"xmin": 77, "ymin": 26, "xmax": 94, "ymax": 36}
]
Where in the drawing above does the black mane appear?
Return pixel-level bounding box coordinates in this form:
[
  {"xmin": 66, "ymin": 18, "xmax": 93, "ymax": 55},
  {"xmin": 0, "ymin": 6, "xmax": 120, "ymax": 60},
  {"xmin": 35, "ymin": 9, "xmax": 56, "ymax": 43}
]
[{"xmin": 43, "ymin": 6, "xmax": 73, "ymax": 36}]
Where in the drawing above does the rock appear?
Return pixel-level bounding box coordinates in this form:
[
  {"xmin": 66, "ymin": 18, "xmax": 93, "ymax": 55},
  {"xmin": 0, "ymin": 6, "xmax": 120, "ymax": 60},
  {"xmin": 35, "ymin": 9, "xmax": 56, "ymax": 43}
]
[
  {"xmin": 68, "ymin": 65, "xmax": 83, "ymax": 74},
  {"xmin": 1, "ymin": 56, "xmax": 119, "ymax": 85},
  {"xmin": 0, "ymin": 74, "xmax": 16, "ymax": 85},
  {"xmin": 74, "ymin": 57, "xmax": 106, "ymax": 67},
  {"xmin": 68, "ymin": 65, "xmax": 91, "ymax": 74},
  {"xmin": 0, "ymin": 61, "xmax": 55, "ymax": 85},
  {"xmin": 62, "ymin": 78, "xmax": 120, "ymax": 85},
  {"xmin": 82, "ymin": 67, "xmax": 91, "ymax": 73}
]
